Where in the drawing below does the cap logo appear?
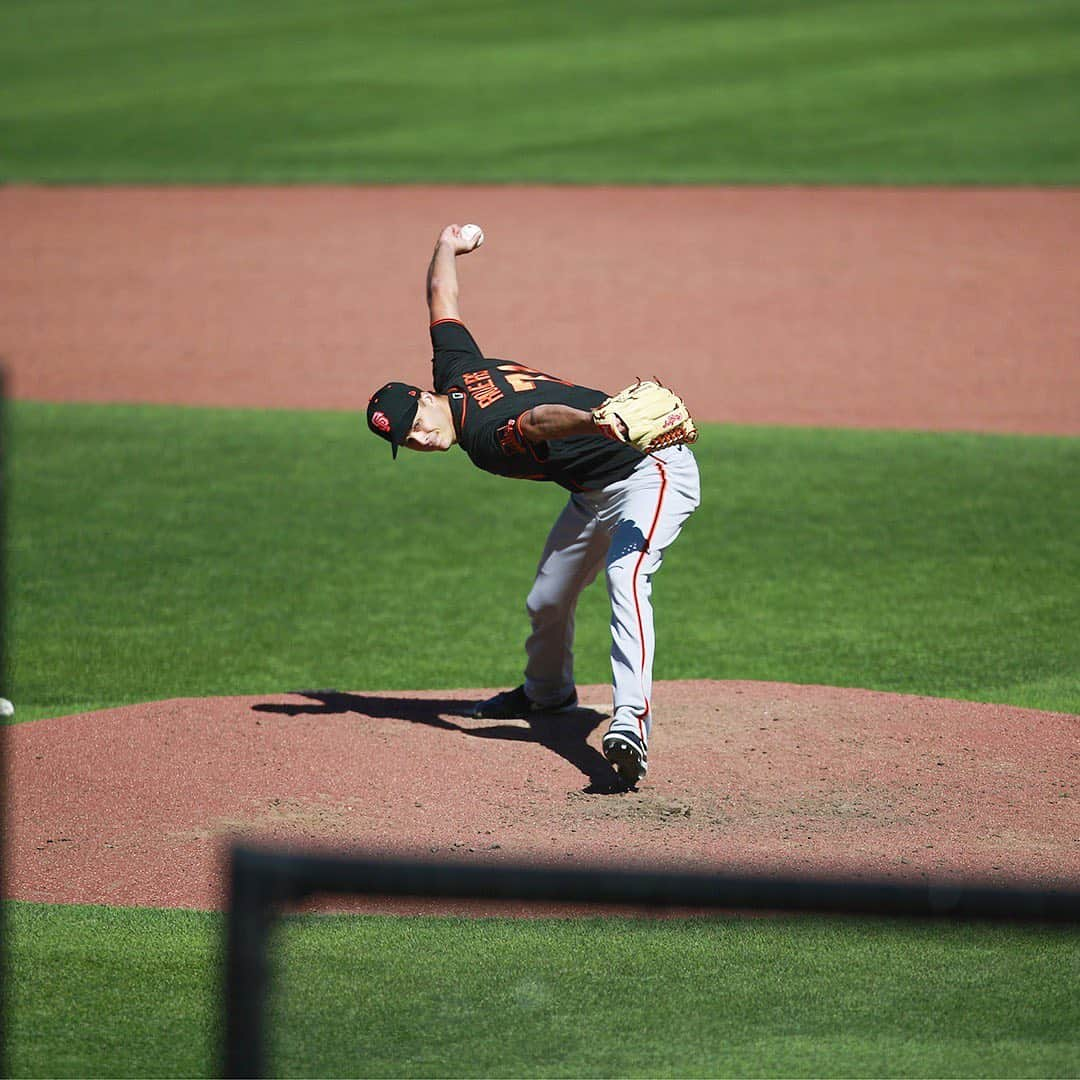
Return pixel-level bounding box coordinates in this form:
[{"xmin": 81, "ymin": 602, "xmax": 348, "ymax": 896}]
[{"xmin": 371, "ymin": 410, "xmax": 391, "ymax": 434}]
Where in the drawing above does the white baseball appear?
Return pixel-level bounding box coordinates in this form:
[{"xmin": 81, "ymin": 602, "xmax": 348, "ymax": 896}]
[
  {"xmin": 0, "ymin": 698, "xmax": 13, "ymax": 717},
  {"xmin": 460, "ymin": 223, "xmax": 484, "ymax": 251}
]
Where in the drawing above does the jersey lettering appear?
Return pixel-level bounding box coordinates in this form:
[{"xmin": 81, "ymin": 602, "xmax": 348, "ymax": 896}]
[{"xmin": 462, "ymin": 368, "xmax": 504, "ymax": 408}]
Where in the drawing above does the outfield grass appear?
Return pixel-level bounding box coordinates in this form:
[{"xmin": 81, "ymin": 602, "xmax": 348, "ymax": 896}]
[
  {"xmin": 2, "ymin": 0, "xmax": 1079, "ymax": 184},
  {"xmin": 9, "ymin": 401, "xmax": 1080, "ymax": 723},
  {"xmin": 10, "ymin": 401, "xmax": 1079, "ymax": 1074},
  {"xmin": 8, "ymin": 408, "xmax": 1080, "ymax": 1077},
  {"xmin": 6, "ymin": 902, "xmax": 1079, "ymax": 1078}
]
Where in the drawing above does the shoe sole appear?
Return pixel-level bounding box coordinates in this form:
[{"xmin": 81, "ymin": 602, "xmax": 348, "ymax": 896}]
[{"xmin": 602, "ymin": 734, "xmax": 648, "ymax": 785}]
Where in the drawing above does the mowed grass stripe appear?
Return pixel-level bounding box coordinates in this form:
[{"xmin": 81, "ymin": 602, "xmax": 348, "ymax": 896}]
[
  {"xmin": 2, "ymin": 0, "xmax": 1079, "ymax": 183},
  {"xmin": 6, "ymin": 902, "xmax": 1079, "ymax": 1077},
  {"xmin": 8, "ymin": 400, "xmax": 1080, "ymax": 722}
]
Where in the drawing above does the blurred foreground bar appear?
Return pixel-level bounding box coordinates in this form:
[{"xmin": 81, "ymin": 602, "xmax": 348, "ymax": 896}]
[{"xmin": 224, "ymin": 845, "xmax": 1080, "ymax": 1077}]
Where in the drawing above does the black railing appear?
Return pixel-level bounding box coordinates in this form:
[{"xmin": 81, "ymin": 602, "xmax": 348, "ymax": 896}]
[{"xmin": 223, "ymin": 845, "xmax": 1080, "ymax": 1077}]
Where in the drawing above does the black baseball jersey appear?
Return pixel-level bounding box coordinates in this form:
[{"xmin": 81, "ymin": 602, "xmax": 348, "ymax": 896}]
[{"xmin": 430, "ymin": 318, "xmax": 643, "ymax": 491}]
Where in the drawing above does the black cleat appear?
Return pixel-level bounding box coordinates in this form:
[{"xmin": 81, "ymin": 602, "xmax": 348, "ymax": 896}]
[
  {"xmin": 602, "ymin": 727, "xmax": 649, "ymax": 785},
  {"xmin": 469, "ymin": 685, "xmax": 578, "ymax": 720}
]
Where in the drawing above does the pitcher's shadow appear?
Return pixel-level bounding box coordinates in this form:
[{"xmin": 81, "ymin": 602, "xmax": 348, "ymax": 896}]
[{"xmin": 251, "ymin": 691, "xmax": 627, "ymax": 794}]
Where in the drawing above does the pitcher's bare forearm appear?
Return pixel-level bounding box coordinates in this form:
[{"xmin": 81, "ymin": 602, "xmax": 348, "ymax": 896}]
[
  {"xmin": 426, "ymin": 239, "xmax": 461, "ymax": 322},
  {"xmin": 519, "ymin": 404, "xmax": 601, "ymax": 442}
]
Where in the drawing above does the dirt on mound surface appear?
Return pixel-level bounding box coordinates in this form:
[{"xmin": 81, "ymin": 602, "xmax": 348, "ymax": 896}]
[{"xmin": 7, "ymin": 681, "xmax": 1077, "ymax": 914}]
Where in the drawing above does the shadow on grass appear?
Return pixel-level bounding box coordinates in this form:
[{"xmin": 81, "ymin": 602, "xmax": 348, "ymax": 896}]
[{"xmin": 251, "ymin": 691, "xmax": 625, "ymax": 794}]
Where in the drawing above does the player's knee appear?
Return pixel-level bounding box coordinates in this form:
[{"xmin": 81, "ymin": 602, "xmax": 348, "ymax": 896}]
[{"xmin": 526, "ymin": 582, "xmax": 570, "ymax": 624}]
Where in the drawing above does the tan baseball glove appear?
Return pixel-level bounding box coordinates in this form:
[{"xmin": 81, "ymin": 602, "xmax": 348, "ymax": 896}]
[{"xmin": 592, "ymin": 379, "xmax": 698, "ymax": 454}]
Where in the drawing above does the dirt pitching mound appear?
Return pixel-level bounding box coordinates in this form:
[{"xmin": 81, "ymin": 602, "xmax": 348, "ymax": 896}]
[{"xmin": 7, "ymin": 680, "xmax": 1077, "ymax": 914}]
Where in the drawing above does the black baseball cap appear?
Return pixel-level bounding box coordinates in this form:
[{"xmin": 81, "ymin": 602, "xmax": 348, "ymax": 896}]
[{"xmin": 367, "ymin": 382, "xmax": 422, "ymax": 458}]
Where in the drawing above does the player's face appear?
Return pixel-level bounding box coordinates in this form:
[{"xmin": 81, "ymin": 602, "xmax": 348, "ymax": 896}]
[{"xmin": 403, "ymin": 394, "xmax": 452, "ymax": 453}]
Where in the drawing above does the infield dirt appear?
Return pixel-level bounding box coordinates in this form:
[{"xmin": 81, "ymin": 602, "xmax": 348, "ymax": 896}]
[
  {"xmin": 3, "ymin": 185, "xmax": 1078, "ymax": 912},
  {"xmin": 4, "ymin": 185, "xmax": 1079, "ymax": 433}
]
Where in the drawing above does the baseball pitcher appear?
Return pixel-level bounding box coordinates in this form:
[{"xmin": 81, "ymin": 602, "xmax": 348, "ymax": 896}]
[{"xmin": 367, "ymin": 224, "xmax": 700, "ymax": 785}]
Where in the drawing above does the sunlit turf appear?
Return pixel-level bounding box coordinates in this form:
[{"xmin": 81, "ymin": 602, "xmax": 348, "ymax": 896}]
[
  {"xmin": 8, "ymin": 400, "xmax": 1080, "ymax": 722},
  {"xmin": 6, "ymin": 902, "xmax": 1079, "ymax": 1077},
  {"xmin": 3, "ymin": 0, "xmax": 1079, "ymax": 184}
]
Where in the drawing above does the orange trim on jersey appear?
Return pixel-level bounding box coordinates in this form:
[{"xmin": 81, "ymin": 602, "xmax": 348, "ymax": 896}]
[
  {"xmin": 430, "ymin": 318, "xmax": 465, "ymax": 328},
  {"xmin": 631, "ymin": 457, "xmax": 668, "ymax": 736}
]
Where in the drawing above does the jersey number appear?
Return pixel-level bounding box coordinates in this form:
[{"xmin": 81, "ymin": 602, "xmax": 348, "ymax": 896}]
[{"xmin": 497, "ymin": 364, "xmax": 573, "ymax": 393}]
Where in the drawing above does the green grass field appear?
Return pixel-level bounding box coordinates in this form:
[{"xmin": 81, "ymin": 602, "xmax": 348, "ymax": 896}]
[
  {"xmin": 7, "ymin": 904, "xmax": 1080, "ymax": 1078},
  {"xmin": 10, "ymin": 402, "xmax": 1080, "ymax": 722},
  {"xmin": 6, "ymin": 403, "xmax": 1080, "ymax": 1075},
  {"xmin": 5, "ymin": 0, "xmax": 1080, "ymax": 1074},
  {"xmin": 2, "ymin": 0, "xmax": 1079, "ymax": 184}
]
